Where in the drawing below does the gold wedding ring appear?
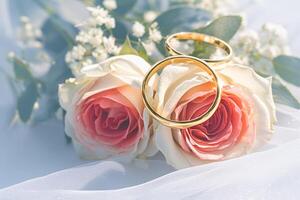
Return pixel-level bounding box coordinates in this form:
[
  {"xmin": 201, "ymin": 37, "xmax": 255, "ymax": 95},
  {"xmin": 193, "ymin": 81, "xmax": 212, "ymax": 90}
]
[
  {"xmin": 165, "ymin": 32, "xmax": 232, "ymax": 65},
  {"xmin": 142, "ymin": 55, "xmax": 222, "ymax": 129}
]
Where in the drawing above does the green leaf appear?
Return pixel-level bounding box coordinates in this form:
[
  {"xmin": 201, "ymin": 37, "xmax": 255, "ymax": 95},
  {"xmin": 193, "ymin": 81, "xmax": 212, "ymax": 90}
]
[
  {"xmin": 272, "ymin": 77, "xmax": 300, "ymax": 109},
  {"xmin": 154, "ymin": 6, "xmax": 211, "ymax": 56},
  {"xmin": 114, "ymin": 0, "xmax": 137, "ymax": 15},
  {"xmin": 37, "ymin": 55, "xmax": 72, "ymax": 122},
  {"xmin": 41, "ymin": 14, "xmax": 77, "ymax": 58},
  {"xmin": 12, "ymin": 58, "xmax": 32, "ymax": 81},
  {"xmin": 10, "ymin": 57, "xmax": 39, "ymax": 122},
  {"xmin": 33, "ymin": 96, "xmax": 60, "ymax": 122},
  {"xmin": 119, "ymin": 37, "xmax": 139, "ymax": 55},
  {"xmin": 136, "ymin": 42, "xmax": 149, "ymax": 61},
  {"xmin": 192, "ymin": 42, "xmax": 215, "ymax": 59},
  {"xmin": 196, "ymin": 15, "xmax": 242, "ymax": 42},
  {"xmin": 273, "ymin": 55, "xmax": 300, "ymax": 86},
  {"xmin": 155, "ymin": 6, "xmax": 211, "ymax": 36},
  {"xmin": 112, "ymin": 20, "xmax": 128, "ymax": 44},
  {"xmin": 17, "ymin": 81, "xmax": 39, "ymax": 122},
  {"xmin": 190, "ymin": 16, "xmax": 242, "ymax": 59}
]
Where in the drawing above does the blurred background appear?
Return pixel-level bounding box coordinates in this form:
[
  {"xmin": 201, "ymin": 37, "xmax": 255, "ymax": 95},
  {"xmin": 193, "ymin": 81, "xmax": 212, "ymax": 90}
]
[{"xmin": 0, "ymin": 0, "xmax": 299, "ymax": 189}]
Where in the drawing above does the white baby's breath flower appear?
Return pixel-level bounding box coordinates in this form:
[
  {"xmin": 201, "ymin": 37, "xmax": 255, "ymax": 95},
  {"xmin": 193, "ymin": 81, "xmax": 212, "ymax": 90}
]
[
  {"xmin": 143, "ymin": 41, "xmax": 156, "ymax": 56},
  {"xmin": 87, "ymin": 6, "xmax": 108, "ymax": 18},
  {"xmin": 20, "ymin": 16, "xmax": 30, "ymax": 23},
  {"xmin": 103, "ymin": 36, "xmax": 119, "ymax": 54},
  {"xmin": 87, "ymin": 17, "xmax": 98, "ymax": 27},
  {"xmin": 132, "ymin": 21, "xmax": 145, "ymax": 38},
  {"xmin": 105, "ymin": 17, "xmax": 116, "ymax": 29},
  {"xmin": 87, "ymin": 28, "xmax": 103, "ymax": 47},
  {"xmin": 257, "ymin": 23, "xmax": 290, "ymax": 58},
  {"xmin": 233, "ymin": 30, "xmax": 259, "ymax": 53},
  {"xmin": 7, "ymin": 51, "xmax": 16, "ymax": 60},
  {"xmin": 144, "ymin": 11, "xmax": 157, "ymax": 23},
  {"xmin": 149, "ymin": 23, "xmax": 162, "ymax": 43},
  {"xmin": 18, "ymin": 16, "xmax": 43, "ymax": 48},
  {"xmin": 81, "ymin": 58, "xmax": 93, "ymax": 66},
  {"xmin": 199, "ymin": 0, "xmax": 234, "ymax": 17},
  {"xmin": 260, "ymin": 23, "xmax": 288, "ymax": 46},
  {"xmin": 92, "ymin": 47, "xmax": 108, "ymax": 61},
  {"xmin": 76, "ymin": 30, "xmax": 89, "ymax": 43},
  {"xmin": 71, "ymin": 45, "xmax": 86, "ymax": 60},
  {"xmin": 103, "ymin": 0, "xmax": 117, "ymax": 11}
]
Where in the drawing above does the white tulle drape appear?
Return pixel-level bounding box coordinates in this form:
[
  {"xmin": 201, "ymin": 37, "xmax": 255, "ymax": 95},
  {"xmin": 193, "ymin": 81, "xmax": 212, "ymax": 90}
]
[
  {"xmin": 1, "ymin": 0, "xmax": 300, "ymax": 199},
  {"xmin": 1, "ymin": 105, "xmax": 300, "ymax": 199}
]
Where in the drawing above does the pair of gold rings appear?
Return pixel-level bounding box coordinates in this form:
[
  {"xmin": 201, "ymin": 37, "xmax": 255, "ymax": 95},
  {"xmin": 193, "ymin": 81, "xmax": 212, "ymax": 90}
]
[{"xmin": 142, "ymin": 32, "xmax": 233, "ymax": 129}]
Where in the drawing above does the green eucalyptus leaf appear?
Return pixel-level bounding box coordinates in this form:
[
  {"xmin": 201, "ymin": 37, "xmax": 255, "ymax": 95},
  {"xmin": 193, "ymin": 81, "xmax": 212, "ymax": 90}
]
[
  {"xmin": 155, "ymin": 6, "xmax": 211, "ymax": 36},
  {"xmin": 272, "ymin": 77, "xmax": 300, "ymax": 109},
  {"xmin": 119, "ymin": 37, "xmax": 139, "ymax": 55},
  {"xmin": 112, "ymin": 20, "xmax": 128, "ymax": 44},
  {"xmin": 17, "ymin": 80, "xmax": 38, "ymax": 122},
  {"xmin": 42, "ymin": 55, "xmax": 72, "ymax": 95},
  {"xmin": 273, "ymin": 55, "xmax": 300, "ymax": 86},
  {"xmin": 12, "ymin": 58, "xmax": 32, "ymax": 81},
  {"xmin": 191, "ymin": 16, "xmax": 242, "ymax": 59},
  {"xmin": 135, "ymin": 42, "xmax": 149, "ymax": 61},
  {"xmin": 41, "ymin": 14, "xmax": 77, "ymax": 58},
  {"xmin": 33, "ymin": 96, "xmax": 60, "ymax": 122},
  {"xmin": 196, "ymin": 15, "xmax": 242, "ymax": 42},
  {"xmin": 154, "ymin": 6, "xmax": 211, "ymax": 56},
  {"xmin": 114, "ymin": 0, "xmax": 137, "ymax": 15},
  {"xmin": 36, "ymin": 57, "xmax": 71, "ymax": 122}
]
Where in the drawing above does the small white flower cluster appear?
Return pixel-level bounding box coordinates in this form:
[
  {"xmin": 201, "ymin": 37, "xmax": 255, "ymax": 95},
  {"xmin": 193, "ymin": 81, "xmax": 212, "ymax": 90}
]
[
  {"xmin": 103, "ymin": 0, "xmax": 117, "ymax": 11},
  {"xmin": 18, "ymin": 16, "xmax": 43, "ymax": 48},
  {"xmin": 143, "ymin": 11, "xmax": 158, "ymax": 23},
  {"xmin": 132, "ymin": 22, "xmax": 162, "ymax": 43},
  {"xmin": 132, "ymin": 22, "xmax": 145, "ymax": 38},
  {"xmin": 9, "ymin": 16, "xmax": 52, "ymax": 78},
  {"xmin": 232, "ymin": 23, "xmax": 290, "ymax": 65},
  {"xmin": 131, "ymin": 21, "xmax": 162, "ymax": 56},
  {"xmin": 66, "ymin": 5, "xmax": 119, "ymax": 76},
  {"xmin": 198, "ymin": 0, "xmax": 235, "ymax": 17},
  {"xmin": 259, "ymin": 23, "xmax": 290, "ymax": 58}
]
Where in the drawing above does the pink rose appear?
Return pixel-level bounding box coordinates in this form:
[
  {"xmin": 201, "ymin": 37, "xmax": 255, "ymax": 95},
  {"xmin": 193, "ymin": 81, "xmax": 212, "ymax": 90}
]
[
  {"xmin": 59, "ymin": 55, "xmax": 156, "ymax": 160},
  {"xmin": 173, "ymin": 85, "xmax": 255, "ymax": 161},
  {"xmin": 78, "ymin": 86, "xmax": 144, "ymax": 151},
  {"xmin": 154, "ymin": 64, "xmax": 276, "ymax": 169}
]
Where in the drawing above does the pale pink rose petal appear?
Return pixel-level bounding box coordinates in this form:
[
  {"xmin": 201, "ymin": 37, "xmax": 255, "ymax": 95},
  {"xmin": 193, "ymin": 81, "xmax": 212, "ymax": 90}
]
[
  {"xmin": 77, "ymin": 87, "xmax": 144, "ymax": 152},
  {"xmin": 173, "ymin": 85, "xmax": 255, "ymax": 161}
]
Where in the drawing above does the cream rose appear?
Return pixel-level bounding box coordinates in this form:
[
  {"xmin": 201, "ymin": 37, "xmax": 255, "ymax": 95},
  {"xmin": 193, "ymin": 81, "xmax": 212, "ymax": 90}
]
[
  {"xmin": 153, "ymin": 63, "xmax": 276, "ymax": 169},
  {"xmin": 59, "ymin": 55, "xmax": 157, "ymax": 160}
]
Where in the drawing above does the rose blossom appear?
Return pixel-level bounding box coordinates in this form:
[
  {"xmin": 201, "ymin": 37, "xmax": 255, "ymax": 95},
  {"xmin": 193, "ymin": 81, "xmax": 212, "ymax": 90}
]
[
  {"xmin": 59, "ymin": 55, "xmax": 157, "ymax": 160},
  {"xmin": 154, "ymin": 63, "xmax": 276, "ymax": 169}
]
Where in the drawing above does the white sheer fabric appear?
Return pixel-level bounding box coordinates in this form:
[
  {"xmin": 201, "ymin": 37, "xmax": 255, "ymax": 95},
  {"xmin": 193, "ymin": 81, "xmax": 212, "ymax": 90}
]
[
  {"xmin": 1, "ymin": 0, "xmax": 300, "ymax": 199},
  {"xmin": 1, "ymin": 105, "xmax": 300, "ymax": 199}
]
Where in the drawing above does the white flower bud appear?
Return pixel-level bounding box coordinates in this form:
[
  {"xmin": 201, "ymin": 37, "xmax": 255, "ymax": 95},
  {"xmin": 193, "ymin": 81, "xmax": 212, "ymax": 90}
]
[
  {"xmin": 144, "ymin": 11, "xmax": 157, "ymax": 23},
  {"xmin": 149, "ymin": 23, "xmax": 162, "ymax": 43},
  {"xmin": 71, "ymin": 45, "xmax": 86, "ymax": 60},
  {"xmin": 103, "ymin": 36, "xmax": 119, "ymax": 54},
  {"xmin": 132, "ymin": 22, "xmax": 145, "ymax": 38},
  {"xmin": 105, "ymin": 17, "xmax": 116, "ymax": 29},
  {"xmin": 103, "ymin": 0, "xmax": 117, "ymax": 11}
]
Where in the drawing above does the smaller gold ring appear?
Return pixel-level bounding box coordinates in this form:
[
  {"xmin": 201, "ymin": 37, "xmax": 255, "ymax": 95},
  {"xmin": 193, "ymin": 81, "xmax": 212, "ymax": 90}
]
[
  {"xmin": 142, "ymin": 55, "xmax": 222, "ymax": 129},
  {"xmin": 165, "ymin": 32, "xmax": 232, "ymax": 65}
]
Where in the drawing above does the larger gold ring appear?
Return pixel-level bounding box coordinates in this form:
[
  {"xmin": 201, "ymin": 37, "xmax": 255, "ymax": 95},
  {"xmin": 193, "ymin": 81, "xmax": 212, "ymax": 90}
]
[
  {"xmin": 142, "ymin": 55, "xmax": 222, "ymax": 129},
  {"xmin": 165, "ymin": 32, "xmax": 232, "ymax": 65}
]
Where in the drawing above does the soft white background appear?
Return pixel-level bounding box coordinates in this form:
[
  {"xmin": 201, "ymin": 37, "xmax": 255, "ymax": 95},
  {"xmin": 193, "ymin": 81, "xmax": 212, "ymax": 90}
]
[{"xmin": 0, "ymin": 0, "xmax": 300, "ymax": 199}]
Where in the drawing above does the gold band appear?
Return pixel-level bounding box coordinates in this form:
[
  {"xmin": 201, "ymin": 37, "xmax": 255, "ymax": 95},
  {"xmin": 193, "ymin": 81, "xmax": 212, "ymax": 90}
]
[
  {"xmin": 165, "ymin": 32, "xmax": 232, "ymax": 65},
  {"xmin": 142, "ymin": 55, "xmax": 222, "ymax": 129}
]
